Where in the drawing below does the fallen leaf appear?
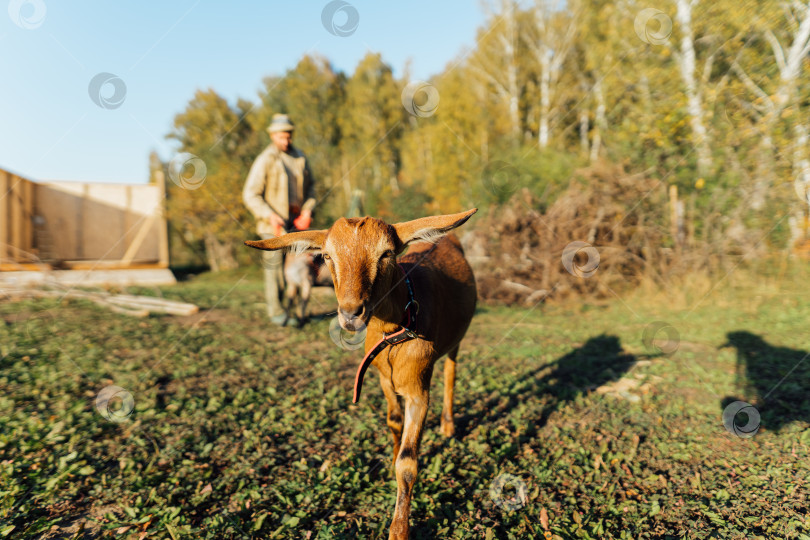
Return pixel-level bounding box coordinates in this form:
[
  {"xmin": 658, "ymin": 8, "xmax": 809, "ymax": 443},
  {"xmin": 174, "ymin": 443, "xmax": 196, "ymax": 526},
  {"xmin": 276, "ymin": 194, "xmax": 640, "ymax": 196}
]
[{"xmin": 540, "ymin": 507, "xmax": 549, "ymax": 530}]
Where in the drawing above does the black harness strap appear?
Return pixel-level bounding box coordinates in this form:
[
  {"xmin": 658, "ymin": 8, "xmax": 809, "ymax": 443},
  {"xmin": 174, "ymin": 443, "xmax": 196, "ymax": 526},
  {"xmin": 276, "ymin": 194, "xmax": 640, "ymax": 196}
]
[{"xmin": 352, "ymin": 266, "xmax": 419, "ymax": 403}]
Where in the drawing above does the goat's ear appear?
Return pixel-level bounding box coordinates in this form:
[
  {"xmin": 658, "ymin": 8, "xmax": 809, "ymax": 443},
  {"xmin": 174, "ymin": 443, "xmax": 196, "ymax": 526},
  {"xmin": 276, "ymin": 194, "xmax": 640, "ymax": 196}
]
[
  {"xmin": 244, "ymin": 230, "xmax": 326, "ymax": 254},
  {"xmin": 393, "ymin": 208, "xmax": 477, "ymax": 248}
]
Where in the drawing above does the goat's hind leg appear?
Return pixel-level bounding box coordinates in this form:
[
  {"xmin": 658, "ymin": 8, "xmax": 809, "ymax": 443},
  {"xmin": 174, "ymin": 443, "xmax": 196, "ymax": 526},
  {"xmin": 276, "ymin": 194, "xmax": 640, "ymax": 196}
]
[
  {"xmin": 298, "ymin": 279, "xmax": 311, "ymax": 327},
  {"xmin": 283, "ymin": 283, "xmax": 298, "ymax": 326},
  {"xmin": 380, "ymin": 375, "xmax": 403, "ymax": 472},
  {"xmin": 441, "ymin": 345, "xmax": 459, "ymax": 438}
]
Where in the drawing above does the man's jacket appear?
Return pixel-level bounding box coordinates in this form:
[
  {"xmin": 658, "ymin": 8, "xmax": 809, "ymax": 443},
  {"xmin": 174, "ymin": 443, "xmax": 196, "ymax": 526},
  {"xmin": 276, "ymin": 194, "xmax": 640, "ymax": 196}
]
[{"xmin": 243, "ymin": 144, "xmax": 316, "ymax": 236}]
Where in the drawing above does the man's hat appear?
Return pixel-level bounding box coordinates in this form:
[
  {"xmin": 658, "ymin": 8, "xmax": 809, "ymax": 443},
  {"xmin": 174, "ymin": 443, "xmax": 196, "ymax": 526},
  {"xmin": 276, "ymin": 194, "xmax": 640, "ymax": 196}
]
[{"xmin": 267, "ymin": 114, "xmax": 295, "ymax": 133}]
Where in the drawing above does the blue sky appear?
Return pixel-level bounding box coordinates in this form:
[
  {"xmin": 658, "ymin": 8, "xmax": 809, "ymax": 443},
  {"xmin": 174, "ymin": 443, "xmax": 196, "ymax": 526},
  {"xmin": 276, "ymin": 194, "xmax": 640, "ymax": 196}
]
[{"xmin": 0, "ymin": 1, "xmax": 486, "ymax": 184}]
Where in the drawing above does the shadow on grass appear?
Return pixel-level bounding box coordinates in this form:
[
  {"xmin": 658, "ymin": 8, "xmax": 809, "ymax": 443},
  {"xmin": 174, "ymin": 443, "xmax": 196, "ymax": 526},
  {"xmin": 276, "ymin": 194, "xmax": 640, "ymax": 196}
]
[
  {"xmin": 410, "ymin": 334, "xmax": 636, "ymax": 538},
  {"xmin": 455, "ymin": 334, "xmax": 636, "ymax": 438},
  {"xmin": 721, "ymin": 330, "xmax": 810, "ymax": 433}
]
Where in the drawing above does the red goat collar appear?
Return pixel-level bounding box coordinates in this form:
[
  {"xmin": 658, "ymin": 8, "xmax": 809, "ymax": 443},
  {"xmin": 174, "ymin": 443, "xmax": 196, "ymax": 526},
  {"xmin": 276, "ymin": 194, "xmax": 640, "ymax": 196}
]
[{"xmin": 352, "ymin": 265, "xmax": 419, "ymax": 403}]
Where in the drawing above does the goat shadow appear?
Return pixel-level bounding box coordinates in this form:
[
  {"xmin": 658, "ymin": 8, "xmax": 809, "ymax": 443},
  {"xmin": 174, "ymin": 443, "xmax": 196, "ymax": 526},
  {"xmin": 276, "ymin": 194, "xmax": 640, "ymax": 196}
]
[
  {"xmin": 721, "ymin": 330, "xmax": 810, "ymax": 433},
  {"xmin": 409, "ymin": 334, "xmax": 636, "ymax": 539},
  {"xmin": 454, "ymin": 333, "xmax": 636, "ymax": 438}
]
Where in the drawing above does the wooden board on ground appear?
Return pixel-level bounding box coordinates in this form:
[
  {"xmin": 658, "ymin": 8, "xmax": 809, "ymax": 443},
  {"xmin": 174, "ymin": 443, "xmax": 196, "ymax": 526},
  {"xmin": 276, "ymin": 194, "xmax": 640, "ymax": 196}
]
[{"xmin": 0, "ymin": 285, "xmax": 198, "ymax": 318}]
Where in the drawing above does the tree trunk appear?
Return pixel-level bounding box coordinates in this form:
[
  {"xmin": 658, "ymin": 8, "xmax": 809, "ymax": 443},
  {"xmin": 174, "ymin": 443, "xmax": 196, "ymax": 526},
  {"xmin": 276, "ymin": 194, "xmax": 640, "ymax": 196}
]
[
  {"xmin": 538, "ymin": 46, "xmax": 552, "ymax": 148},
  {"xmin": 579, "ymin": 107, "xmax": 589, "ymax": 155},
  {"xmin": 470, "ymin": 0, "xmax": 522, "ymax": 143},
  {"xmin": 503, "ymin": 2, "xmax": 521, "ymax": 140},
  {"xmin": 590, "ymin": 78, "xmax": 606, "ymax": 163},
  {"xmin": 792, "ymin": 122, "xmax": 810, "ymax": 247},
  {"xmin": 532, "ymin": 0, "xmax": 578, "ymax": 149},
  {"xmin": 204, "ymin": 232, "xmax": 238, "ymax": 272},
  {"xmin": 675, "ymin": 0, "xmax": 712, "ymax": 176}
]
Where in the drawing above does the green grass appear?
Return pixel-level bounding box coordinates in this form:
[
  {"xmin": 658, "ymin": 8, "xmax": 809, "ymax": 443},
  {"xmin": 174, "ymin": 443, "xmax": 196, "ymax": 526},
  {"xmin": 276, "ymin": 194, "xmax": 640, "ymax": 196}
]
[{"xmin": 1, "ymin": 266, "xmax": 809, "ymax": 539}]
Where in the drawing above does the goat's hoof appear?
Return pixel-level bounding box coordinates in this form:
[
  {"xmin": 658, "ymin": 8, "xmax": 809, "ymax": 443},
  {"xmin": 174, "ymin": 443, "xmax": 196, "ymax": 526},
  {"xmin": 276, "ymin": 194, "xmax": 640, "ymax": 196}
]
[
  {"xmin": 388, "ymin": 523, "xmax": 409, "ymax": 540},
  {"xmin": 441, "ymin": 415, "xmax": 455, "ymax": 437}
]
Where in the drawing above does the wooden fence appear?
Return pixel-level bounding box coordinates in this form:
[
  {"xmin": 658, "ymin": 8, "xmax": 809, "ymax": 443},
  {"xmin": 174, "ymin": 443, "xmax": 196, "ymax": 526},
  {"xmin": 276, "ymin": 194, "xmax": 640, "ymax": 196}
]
[{"xmin": 1, "ymin": 168, "xmax": 169, "ymax": 271}]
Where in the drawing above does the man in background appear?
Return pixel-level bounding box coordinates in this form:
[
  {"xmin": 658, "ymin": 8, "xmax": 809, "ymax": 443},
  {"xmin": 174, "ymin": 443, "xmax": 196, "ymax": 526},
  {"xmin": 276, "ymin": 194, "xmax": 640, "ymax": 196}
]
[{"xmin": 243, "ymin": 114, "xmax": 316, "ymax": 326}]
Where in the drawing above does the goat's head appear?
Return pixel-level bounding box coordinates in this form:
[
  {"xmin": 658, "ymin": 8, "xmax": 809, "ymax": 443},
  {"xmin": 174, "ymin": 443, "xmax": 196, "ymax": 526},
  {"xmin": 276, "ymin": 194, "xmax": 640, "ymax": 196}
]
[{"xmin": 245, "ymin": 208, "xmax": 477, "ymax": 331}]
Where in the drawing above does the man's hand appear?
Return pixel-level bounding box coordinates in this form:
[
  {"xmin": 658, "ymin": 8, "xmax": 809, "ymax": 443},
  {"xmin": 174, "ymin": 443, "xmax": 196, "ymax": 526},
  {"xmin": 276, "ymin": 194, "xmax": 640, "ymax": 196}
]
[
  {"xmin": 265, "ymin": 213, "xmax": 284, "ymax": 227},
  {"xmin": 293, "ymin": 210, "xmax": 312, "ymax": 231},
  {"xmin": 265, "ymin": 213, "xmax": 285, "ymax": 236}
]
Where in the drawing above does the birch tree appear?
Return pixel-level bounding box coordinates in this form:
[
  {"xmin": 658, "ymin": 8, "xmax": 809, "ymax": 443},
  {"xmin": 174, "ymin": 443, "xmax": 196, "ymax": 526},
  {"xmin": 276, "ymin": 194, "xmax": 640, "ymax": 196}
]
[
  {"xmin": 470, "ymin": 0, "xmax": 522, "ymax": 140},
  {"xmin": 731, "ymin": 1, "xmax": 810, "ymax": 209},
  {"xmin": 674, "ymin": 0, "xmax": 712, "ymax": 176},
  {"xmin": 529, "ymin": 0, "xmax": 579, "ymax": 148},
  {"xmin": 590, "ymin": 78, "xmax": 606, "ymax": 162}
]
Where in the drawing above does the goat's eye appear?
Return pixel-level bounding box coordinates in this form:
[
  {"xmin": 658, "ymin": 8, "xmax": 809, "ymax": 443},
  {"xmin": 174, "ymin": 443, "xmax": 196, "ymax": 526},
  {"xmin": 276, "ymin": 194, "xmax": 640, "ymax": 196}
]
[
  {"xmin": 323, "ymin": 253, "xmax": 331, "ymax": 261},
  {"xmin": 383, "ymin": 250, "xmax": 395, "ymax": 259}
]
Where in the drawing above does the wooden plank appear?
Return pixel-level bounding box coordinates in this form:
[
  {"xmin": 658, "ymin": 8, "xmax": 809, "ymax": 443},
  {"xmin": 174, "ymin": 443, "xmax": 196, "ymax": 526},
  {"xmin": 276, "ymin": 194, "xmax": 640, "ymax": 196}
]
[
  {"xmin": 156, "ymin": 171, "xmax": 170, "ymax": 267},
  {"xmin": 23, "ymin": 177, "xmax": 33, "ymax": 255},
  {"xmin": 105, "ymin": 295, "xmax": 198, "ymax": 316},
  {"xmin": 0, "ymin": 288, "xmax": 150, "ymax": 317},
  {"xmin": 0, "ymin": 263, "xmax": 50, "ymax": 271},
  {"xmin": 123, "ymin": 184, "xmax": 132, "ymax": 260},
  {"xmin": 0, "ymin": 170, "xmax": 8, "ymax": 263},
  {"xmin": 0, "ymin": 287, "xmax": 197, "ymax": 317},
  {"xmin": 11, "ymin": 175, "xmax": 23, "ymax": 259},
  {"xmin": 78, "ymin": 183, "xmax": 89, "ymax": 259},
  {"xmin": 62, "ymin": 260, "xmax": 161, "ymax": 270},
  {"xmin": 120, "ymin": 213, "xmax": 156, "ymax": 267}
]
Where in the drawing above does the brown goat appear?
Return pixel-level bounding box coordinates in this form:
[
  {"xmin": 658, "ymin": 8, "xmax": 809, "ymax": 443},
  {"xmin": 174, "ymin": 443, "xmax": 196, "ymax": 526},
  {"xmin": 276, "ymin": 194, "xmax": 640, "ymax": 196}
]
[
  {"xmin": 245, "ymin": 209, "xmax": 477, "ymax": 539},
  {"xmin": 281, "ymin": 253, "xmax": 333, "ymax": 327}
]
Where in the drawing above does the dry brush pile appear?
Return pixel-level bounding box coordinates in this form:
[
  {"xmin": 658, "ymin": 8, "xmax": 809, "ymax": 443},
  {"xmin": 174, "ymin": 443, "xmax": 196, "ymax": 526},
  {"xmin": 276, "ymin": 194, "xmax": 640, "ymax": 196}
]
[{"xmin": 463, "ymin": 164, "xmax": 675, "ymax": 305}]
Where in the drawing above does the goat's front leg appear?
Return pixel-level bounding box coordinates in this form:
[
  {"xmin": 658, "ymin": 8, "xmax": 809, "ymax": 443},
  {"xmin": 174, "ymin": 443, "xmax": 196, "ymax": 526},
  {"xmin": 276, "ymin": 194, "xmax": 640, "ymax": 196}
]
[
  {"xmin": 380, "ymin": 375, "xmax": 403, "ymax": 468},
  {"xmin": 389, "ymin": 392, "xmax": 428, "ymax": 540}
]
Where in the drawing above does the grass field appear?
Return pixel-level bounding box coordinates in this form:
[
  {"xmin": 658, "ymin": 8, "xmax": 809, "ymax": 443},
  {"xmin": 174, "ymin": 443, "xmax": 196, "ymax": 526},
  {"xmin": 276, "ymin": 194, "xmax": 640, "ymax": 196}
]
[{"xmin": 2, "ymin": 266, "xmax": 810, "ymax": 539}]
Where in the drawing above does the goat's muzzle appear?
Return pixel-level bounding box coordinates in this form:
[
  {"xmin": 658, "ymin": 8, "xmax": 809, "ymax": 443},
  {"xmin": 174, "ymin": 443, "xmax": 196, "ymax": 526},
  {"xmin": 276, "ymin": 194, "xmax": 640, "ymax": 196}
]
[{"xmin": 338, "ymin": 303, "xmax": 368, "ymax": 331}]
